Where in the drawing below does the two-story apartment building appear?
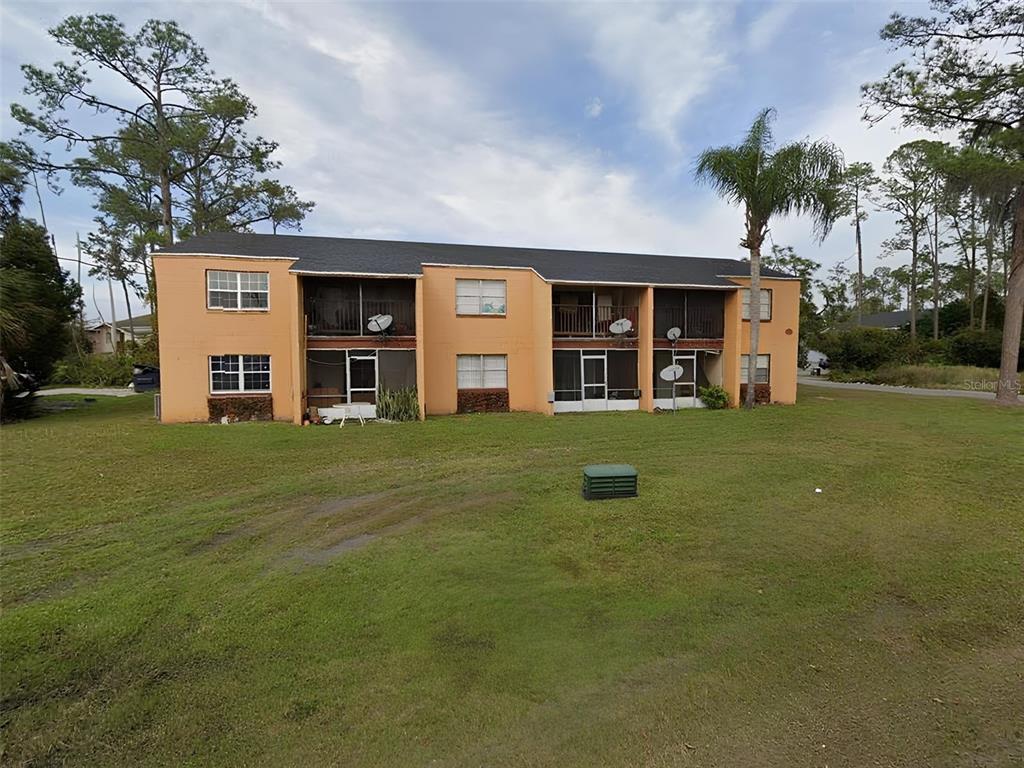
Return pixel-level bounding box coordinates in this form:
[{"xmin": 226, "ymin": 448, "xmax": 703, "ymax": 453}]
[{"xmin": 153, "ymin": 233, "xmax": 800, "ymax": 423}]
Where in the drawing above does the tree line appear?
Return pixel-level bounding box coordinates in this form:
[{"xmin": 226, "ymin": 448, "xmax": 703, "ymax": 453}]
[
  {"xmin": 696, "ymin": 0, "xmax": 1022, "ymax": 405},
  {"xmin": 1, "ymin": 14, "xmax": 315, "ymax": 415},
  {"xmin": 3, "ymin": 14, "xmax": 314, "ymax": 328}
]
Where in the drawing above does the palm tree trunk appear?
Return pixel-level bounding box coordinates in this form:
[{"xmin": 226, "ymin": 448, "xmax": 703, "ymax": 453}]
[
  {"xmin": 746, "ymin": 236, "xmax": 762, "ymax": 410},
  {"xmin": 995, "ymin": 191, "xmax": 1023, "ymax": 405}
]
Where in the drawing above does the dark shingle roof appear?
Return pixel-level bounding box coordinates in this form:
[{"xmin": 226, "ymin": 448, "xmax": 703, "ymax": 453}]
[
  {"xmin": 157, "ymin": 232, "xmax": 795, "ymax": 286},
  {"xmin": 854, "ymin": 310, "xmax": 913, "ymax": 329}
]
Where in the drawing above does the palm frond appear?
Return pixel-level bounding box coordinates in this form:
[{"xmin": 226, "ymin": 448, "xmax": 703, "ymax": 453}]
[{"xmin": 742, "ymin": 107, "xmax": 776, "ymax": 155}]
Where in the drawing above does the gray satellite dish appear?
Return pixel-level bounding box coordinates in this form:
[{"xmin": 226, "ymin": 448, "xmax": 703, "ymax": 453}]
[
  {"xmin": 666, "ymin": 326, "xmax": 682, "ymax": 342},
  {"xmin": 367, "ymin": 314, "xmax": 393, "ymax": 333},
  {"xmin": 608, "ymin": 317, "xmax": 633, "ymax": 335},
  {"xmin": 659, "ymin": 364, "xmax": 685, "ymax": 382}
]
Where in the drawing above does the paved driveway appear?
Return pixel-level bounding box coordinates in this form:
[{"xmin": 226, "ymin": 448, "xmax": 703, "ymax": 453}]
[{"xmin": 38, "ymin": 387, "xmax": 139, "ymax": 398}]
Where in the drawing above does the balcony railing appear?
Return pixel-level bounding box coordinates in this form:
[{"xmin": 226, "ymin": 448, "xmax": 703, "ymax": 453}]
[
  {"xmin": 654, "ymin": 305, "xmax": 724, "ymax": 339},
  {"xmin": 553, "ymin": 304, "xmax": 639, "ymax": 338},
  {"xmin": 307, "ymin": 298, "xmax": 416, "ymax": 336}
]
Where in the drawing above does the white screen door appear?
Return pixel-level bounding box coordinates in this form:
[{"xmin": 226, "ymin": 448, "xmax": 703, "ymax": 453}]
[
  {"xmin": 347, "ymin": 351, "xmax": 378, "ymax": 408},
  {"xmin": 673, "ymin": 351, "xmax": 696, "ymax": 407},
  {"xmin": 582, "ymin": 353, "xmax": 607, "ymax": 410}
]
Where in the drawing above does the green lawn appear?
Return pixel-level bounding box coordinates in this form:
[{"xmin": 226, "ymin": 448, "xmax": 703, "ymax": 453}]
[{"xmin": 2, "ymin": 391, "xmax": 1022, "ymax": 766}]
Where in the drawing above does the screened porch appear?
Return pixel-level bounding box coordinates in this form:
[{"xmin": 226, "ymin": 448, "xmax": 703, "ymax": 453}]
[
  {"xmin": 652, "ymin": 349, "xmax": 723, "ymax": 409},
  {"xmin": 552, "ymin": 349, "xmax": 639, "ymax": 412},
  {"xmin": 306, "ymin": 349, "xmax": 416, "ymax": 418}
]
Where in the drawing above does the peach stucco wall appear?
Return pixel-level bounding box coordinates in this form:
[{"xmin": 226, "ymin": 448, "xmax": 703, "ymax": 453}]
[
  {"xmin": 638, "ymin": 287, "xmax": 655, "ymax": 412},
  {"xmin": 420, "ymin": 265, "xmax": 553, "ymax": 415},
  {"xmin": 726, "ymin": 277, "xmax": 801, "ymax": 404},
  {"xmin": 154, "ymin": 255, "xmax": 301, "ymax": 423},
  {"xmin": 153, "ymin": 254, "xmax": 801, "ymax": 422}
]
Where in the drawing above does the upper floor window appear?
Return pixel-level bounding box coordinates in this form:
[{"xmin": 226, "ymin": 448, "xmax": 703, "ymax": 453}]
[
  {"xmin": 741, "ymin": 288, "xmax": 772, "ymax": 321},
  {"xmin": 209, "ymin": 354, "xmax": 271, "ymax": 393},
  {"xmin": 456, "ymin": 279, "xmax": 506, "ymax": 315},
  {"xmin": 740, "ymin": 354, "xmax": 770, "ymax": 384},
  {"xmin": 207, "ymin": 270, "xmax": 269, "ymax": 310},
  {"xmin": 457, "ymin": 354, "xmax": 508, "ymax": 389}
]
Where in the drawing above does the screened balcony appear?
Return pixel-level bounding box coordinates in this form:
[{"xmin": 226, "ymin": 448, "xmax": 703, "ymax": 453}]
[
  {"xmin": 306, "ymin": 348, "xmax": 416, "ymax": 418},
  {"xmin": 552, "ymin": 287, "xmax": 641, "ymax": 338},
  {"xmin": 653, "ymin": 289, "xmax": 725, "ymax": 340},
  {"xmin": 305, "ymin": 277, "xmax": 415, "ymax": 337},
  {"xmin": 552, "ymin": 349, "xmax": 639, "ymax": 412}
]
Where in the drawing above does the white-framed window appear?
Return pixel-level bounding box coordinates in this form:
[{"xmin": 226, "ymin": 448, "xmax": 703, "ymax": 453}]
[
  {"xmin": 207, "ymin": 270, "xmax": 269, "ymax": 310},
  {"xmin": 209, "ymin": 355, "xmax": 271, "ymax": 393},
  {"xmin": 741, "ymin": 288, "xmax": 772, "ymax": 321},
  {"xmin": 457, "ymin": 354, "xmax": 508, "ymax": 389},
  {"xmin": 456, "ymin": 279, "xmax": 506, "ymax": 315},
  {"xmin": 740, "ymin": 354, "xmax": 770, "ymax": 384}
]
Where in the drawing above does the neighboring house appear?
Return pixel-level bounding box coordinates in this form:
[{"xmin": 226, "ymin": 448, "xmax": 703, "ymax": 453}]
[
  {"xmin": 847, "ymin": 309, "xmax": 912, "ymax": 330},
  {"xmin": 86, "ymin": 314, "xmax": 154, "ymax": 354},
  {"xmin": 153, "ymin": 233, "xmax": 801, "ymax": 423}
]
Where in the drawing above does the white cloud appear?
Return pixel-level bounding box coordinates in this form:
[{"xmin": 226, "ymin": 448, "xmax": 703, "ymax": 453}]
[
  {"xmin": 584, "ymin": 96, "xmax": 603, "ymax": 119},
  {"xmin": 565, "ymin": 3, "xmax": 734, "ymax": 152},
  {"xmin": 747, "ymin": 3, "xmax": 798, "ymax": 51},
  {"xmin": 221, "ymin": 2, "xmax": 737, "ymax": 256}
]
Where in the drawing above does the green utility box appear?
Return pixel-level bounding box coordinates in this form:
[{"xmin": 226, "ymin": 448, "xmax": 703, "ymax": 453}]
[{"xmin": 582, "ymin": 464, "xmax": 638, "ymax": 500}]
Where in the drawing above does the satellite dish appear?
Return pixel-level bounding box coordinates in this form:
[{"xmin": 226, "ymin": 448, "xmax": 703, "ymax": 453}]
[
  {"xmin": 659, "ymin": 364, "xmax": 685, "ymax": 382},
  {"xmin": 608, "ymin": 317, "xmax": 633, "ymax": 335},
  {"xmin": 666, "ymin": 327, "xmax": 682, "ymax": 341},
  {"xmin": 367, "ymin": 314, "xmax": 393, "ymax": 333}
]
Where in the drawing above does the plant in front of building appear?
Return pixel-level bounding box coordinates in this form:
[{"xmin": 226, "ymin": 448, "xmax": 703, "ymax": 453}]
[
  {"xmin": 698, "ymin": 385, "xmax": 730, "ymax": 410},
  {"xmin": 377, "ymin": 387, "xmax": 419, "ymax": 422}
]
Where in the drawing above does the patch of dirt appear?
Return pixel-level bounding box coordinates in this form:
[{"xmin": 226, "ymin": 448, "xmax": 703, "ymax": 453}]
[
  {"xmin": 283, "ymin": 514, "xmax": 424, "ymax": 568},
  {"xmin": 304, "ymin": 491, "xmax": 395, "ymax": 521}
]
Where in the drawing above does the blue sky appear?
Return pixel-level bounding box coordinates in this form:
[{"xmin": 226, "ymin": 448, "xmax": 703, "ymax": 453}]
[{"xmin": 2, "ymin": 1, "xmax": 931, "ymax": 320}]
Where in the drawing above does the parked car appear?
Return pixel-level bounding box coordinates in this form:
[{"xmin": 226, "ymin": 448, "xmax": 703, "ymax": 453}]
[{"xmin": 132, "ymin": 365, "xmax": 160, "ymax": 392}]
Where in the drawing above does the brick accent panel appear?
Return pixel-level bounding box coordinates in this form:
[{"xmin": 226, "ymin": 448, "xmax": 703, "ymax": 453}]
[
  {"xmin": 208, "ymin": 395, "xmax": 274, "ymax": 422},
  {"xmin": 457, "ymin": 388, "xmax": 510, "ymax": 414},
  {"xmin": 739, "ymin": 383, "xmax": 772, "ymax": 405}
]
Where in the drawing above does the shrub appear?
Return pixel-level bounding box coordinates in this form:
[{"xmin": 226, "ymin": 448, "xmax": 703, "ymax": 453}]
[
  {"xmin": 698, "ymin": 384, "xmax": 729, "ymax": 409},
  {"xmin": 815, "ymin": 327, "xmax": 908, "ymax": 371},
  {"xmin": 739, "ymin": 383, "xmax": 771, "ymax": 405},
  {"xmin": 377, "ymin": 387, "xmax": 419, "ymax": 422},
  {"xmin": 945, "ymin": 328, "xmax": 1013, "ymax": 369},
  {"xmin": 828, "ymin": 364, "xmax": 1016, "ymax": 390},
  {"xmin": 50, "ymin": 353, "xmax": 134, "ymax": 387},
  {"xmin": 208, "ymin": 395, "xmax": 273, "ymax": 422}
]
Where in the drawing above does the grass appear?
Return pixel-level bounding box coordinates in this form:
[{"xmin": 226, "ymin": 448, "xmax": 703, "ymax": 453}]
[
  {"xmin": 2, "ymin": 391, "xmax": 1022, "ymax": 766},
  {"xmin": 828, "ymin": 363, "xmax": 1020, "ymax": 391}
]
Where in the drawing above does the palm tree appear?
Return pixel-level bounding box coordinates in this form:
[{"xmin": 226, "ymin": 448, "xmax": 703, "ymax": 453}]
[{"xmin": 695, "ymin": 108, "xmax": 845, "ymax": 408}]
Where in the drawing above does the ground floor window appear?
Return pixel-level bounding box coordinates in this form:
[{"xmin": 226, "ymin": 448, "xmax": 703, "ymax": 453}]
[
  {"xmin": 457, "ymin": 354, "xmax": 507, "ymax": 389},
  {"xmin": 740, "ymin": 354, "xmax": 770, "ymax": 384},
  {"xmin": 209, "ymin": 354, "xmax": 271, "ymax": 393}
]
